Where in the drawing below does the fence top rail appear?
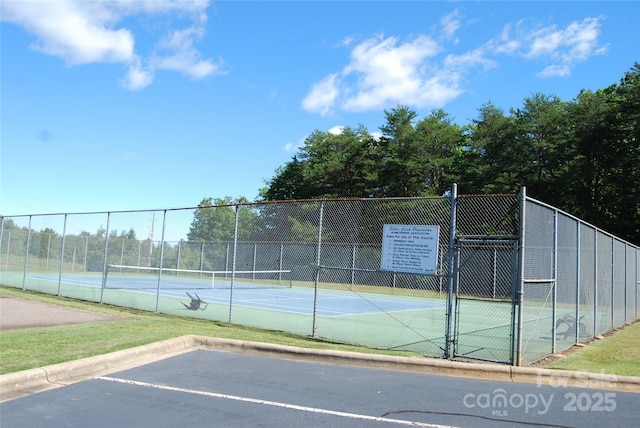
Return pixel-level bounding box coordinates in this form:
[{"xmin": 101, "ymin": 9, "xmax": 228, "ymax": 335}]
[
  {"xmin": 458, "ymin": 193, "xmax": 517, "ymax": 198},
  {"xmin": 0, "ymin": 196, "xmax": 451, "ymax": 219}
]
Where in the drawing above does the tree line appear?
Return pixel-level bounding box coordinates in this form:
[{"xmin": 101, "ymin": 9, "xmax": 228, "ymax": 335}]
[
  {"xmin": 261, "ymin": 64, "xmax": 640, "ymax": 245},
  {"xmin": 0, "ymin": 218, "xmax": 231, "ymax": 274}
]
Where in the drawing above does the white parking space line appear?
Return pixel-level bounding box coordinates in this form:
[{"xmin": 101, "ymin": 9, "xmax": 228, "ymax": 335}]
[{"xmin": 97, "ymin": 376, "xmax": 458, "ymax": 428}]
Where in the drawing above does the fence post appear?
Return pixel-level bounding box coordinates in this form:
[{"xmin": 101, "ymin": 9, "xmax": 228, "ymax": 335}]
[
  {"xmin": 0, "ymin": 218, "xmax": 5, "ymax": 273},
  {"xmin": 444, "ymin": 183, "xmax": 457, "ymax": 359},
  {"xmin": 351, "ymin": 244, "xmax": 356, "ymax": 288},
  {"xmin": 229, "ymin": 205, "xmax": 240, "ymax": 323},
  {"xmin": 119, "ymin": 238, "xmax": 125, "ymax": 267},
  {"xmin": 4, "ymin": 231, "xmax": 10, "ymax": 273},
  {"xmin": 575, "ymin": 220, "xmax": 581, "ymax": 341},
  {"xmin": 515, "ymin": 187, "xmax": 527, "ymax": 366},
  {"xmin": 636, "ymin": 249, "xmax": 639, "ymax": 319},
  {"xmin": 279, "ymin": 243, "xmax": 284, "ymax": 282},
  {"xmin": 45, "ymin": 234, "xmax": 51, "ymax": 272},
  {"xmin": 57, "ymin": 214, "xmax": 68, "ymax": 296},
  {"xmin": 593, "ymin": 233, "xmax": 599, "ymax": 336},
  {"xmin": 22, "ymin": 216, "xmax": 32, "ymax": 291},
  {"xmin": 312, "ymin": 201, "xmax": 324, "ymax": 337},
  {"xmin": 225, "ymin": 242, "xmax": 230, "ymax": 274},
  {"xmin": 199, "ymin": 242, "xmax": 205, "ymax": 275},
  {"xmin": 551, "ymin": 209, "xmax": 558, "ymax": 353},
  {"xmin": 154, "ymin": 210, "xmax": 167, "ymax": 312},
  {"xmin": 176, "ymin": 241, "xmax": 181, "ymax": 272},
  {"xmin": 252, "ymin": 243, "xmax": 257, "ymax": 279},
  {"xmin": 99, "ymin": 212, "xmax": 111, "ymax": 304},
  {"xmin": 83, "ymin": 235, "xmax": 88, "ymax": 273},
  {"xmin": 610, "ymin": 237, "xmax": 615, "ymax": 329}
]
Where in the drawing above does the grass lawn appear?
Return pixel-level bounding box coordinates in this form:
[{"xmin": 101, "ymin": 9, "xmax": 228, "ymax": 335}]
[
  {"xmin": 545, "ymin": 320, "xmax": 640, "ymax": 377},
  {"xmin": 0, "ymin": 286, "xmax": 417, "ymax": 375},
  {"xmin": 1, "ymin": 286, "xmax": 639, "ymax": 377}
]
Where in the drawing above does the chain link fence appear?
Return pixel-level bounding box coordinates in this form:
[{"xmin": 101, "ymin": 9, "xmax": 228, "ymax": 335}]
[
  {"xmin": 1, "ymin": 189, "xmax": 638, "ymax": 366},
  {"xmin": 519, "ymin": 197, "xmax": 640, "ymax": 365},
  {"xmin": 451, "ymin": 195, "xmax": 520, "ymax": 363}
]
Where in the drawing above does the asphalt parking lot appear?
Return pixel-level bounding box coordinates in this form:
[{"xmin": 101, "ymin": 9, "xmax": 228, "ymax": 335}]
[{"xmin": 2, "ymin": 346, "xmax": 639, "ymax": 428}]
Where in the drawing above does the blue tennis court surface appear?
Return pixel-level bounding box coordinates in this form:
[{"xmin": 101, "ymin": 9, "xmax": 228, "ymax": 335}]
[
  {"xmin": 186, "ymin": 288, "xmax": 444, "ymax": 317},
  {"xmin": 26, "ymin": 273, "xmax": 445, "ymax": 317}
]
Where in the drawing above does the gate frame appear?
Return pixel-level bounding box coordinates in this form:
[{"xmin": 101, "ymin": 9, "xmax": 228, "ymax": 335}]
[{"xmin": 450, "ymin": 236, "xmax": 520, "ymax": 364}]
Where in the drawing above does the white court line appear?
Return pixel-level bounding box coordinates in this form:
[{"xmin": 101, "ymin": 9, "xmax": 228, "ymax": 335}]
[{"xmin": 97, "ymin": 376, "xmax": 457, "ymax": 428}]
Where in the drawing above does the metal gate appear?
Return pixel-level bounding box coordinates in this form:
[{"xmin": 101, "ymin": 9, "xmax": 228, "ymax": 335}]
[{"xmin": 451, "ymin": 236, "xmax": 519, "ymax": 364}]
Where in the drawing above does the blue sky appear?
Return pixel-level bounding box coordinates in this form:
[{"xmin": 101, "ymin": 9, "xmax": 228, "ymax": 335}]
[{"xmin": 1, "ymin": 1, "xmax": 639, "ymax": 240}]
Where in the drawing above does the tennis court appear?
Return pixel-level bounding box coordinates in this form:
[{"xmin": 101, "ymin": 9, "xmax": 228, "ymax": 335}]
[
  {"xmin": 24, "ymin": 271, "xmax": 446, "ymax": 318},
  {"xmin": 3, "ymin": 268, "xmax": 527, "ymax": 364},
  {"xmin": 3, "ymin": 194, "xmax": 639, "ymax": 367}
]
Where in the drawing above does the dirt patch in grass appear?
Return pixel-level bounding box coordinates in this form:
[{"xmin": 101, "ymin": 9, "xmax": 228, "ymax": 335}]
[{"xmin": 0, "ymin": 296, "xmax": 121, "ymax": 330}]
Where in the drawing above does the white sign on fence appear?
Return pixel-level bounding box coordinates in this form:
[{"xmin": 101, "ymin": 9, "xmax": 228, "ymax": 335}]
[{"xmin": 381, "ymin": 224, "xmax": 440, "ymax": 275}]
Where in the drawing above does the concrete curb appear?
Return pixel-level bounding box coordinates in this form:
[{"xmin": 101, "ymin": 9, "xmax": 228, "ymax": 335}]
[
  {"xmin": 0, "ymin": 336, "xmax": 194, "ymax": 402},
  {"xmin": 2, "ymin": 335, "xmax": 639, "ymax": 402},
  {"xmin": 190, "ymin": 335, "xmax": 640, "ymax": 393}
]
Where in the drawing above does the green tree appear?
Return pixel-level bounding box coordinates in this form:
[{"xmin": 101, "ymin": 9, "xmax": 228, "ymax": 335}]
[
  {"xmin": 511, "ymin": 93, "xmax": 571, "ymax": 204},
  {"xmin": 565, "ymin": 64, "xmax": 640, "ymax": 243},
  {"xmin": 302, "ymin": 125, "xmax": 378, "ymax": 198},
  {"xmin": 187, "ymin": 197, "xmax": 237, "ymax": 242},
  {"xmin": 0, "ymin": 218, "xmax": 19, "ymax": 230},
  {"xmin": 120, "ymin": 228, "xmax": 136, "ymax": 239},
  {"xmin": 255, "ymin": 64, "xmax": 639, "ymax": 244},
  {"xmin": 459, "ymin": 102, "xmax": 522, "ymax": 193},
  {"xmin": 187, "ymin": 196, "xmax": 257, "ymax": 243},
  {"xmin": 262, "ymin": 125, "xmax": 379, "ymax": 200},
  {"xmin": 261, "ymin": 156, "xmax": 310, "ymax": 201},
  {"xmin": 377, "ymin": 105, "xmax": 420, "ymax": 196},
  {"xmin": 415, "ymin": 109, "xmax": 465, "ymax": 196},
  {"xmin": 614, "ymin": 64, "xmax": 640, "ymax": 243}
]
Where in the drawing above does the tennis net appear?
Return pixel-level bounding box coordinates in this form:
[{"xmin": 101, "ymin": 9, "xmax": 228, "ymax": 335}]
[{"xmin": 104, "ymin": 265, "xmax": 292, "ymax": 290}]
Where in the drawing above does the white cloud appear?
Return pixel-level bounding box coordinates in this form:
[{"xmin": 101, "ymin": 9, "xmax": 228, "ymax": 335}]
[
  {"xmin": 526, "ymin": 18, "xmax": 605, "ymax": 60},
  {"xmin": 537, "ymin": 64, "xmax": 571, "ymax": 78},
  {"xmin": 282, "ymin": 142, "xmax": 297, "ymax": 152},
  {"xmin": 152, "ymin": 27, "xmax": 220, "ymax": 78},
  {"xmin": 490, "ymin": 17, "xmax": 608, "ymax": 78},
  {"xmin": 301, "ymin": 73, "xmax": 341, "ymax": 116},
  {"xmin": 0, "ymin": 0, "xmax": 220, "ymax": 89},
  {"xmin": 328, "ymin": 126, "xmax": 344, "ymax": 135},
  {"xmin": 302, "ymin": 13, "xmax": 608, "ymax": 116},
  {"xmin": 490, "ymin": 24, "xmax": 521, "ymax": 55},
  {"xmin": 302, "ymin": 33, "xmax": 483, "ymax": 115},
  {"xmin": 120, "ymin": 58, "xmax": 153, "ymax": 91},
  {"xmin": 444, "ymin": 48, "xmax": 497, "ymax": 71},
  {"xmin": 283, "ymin": 136, "xmax": 306, "ymax": 153},
  {"xmin": 441, "ymin": 10, "xmax": 461, "ymax": 43},
  {"xmin": 1, "ymin": 0, "xmax": 135, "ymax": 64}
]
